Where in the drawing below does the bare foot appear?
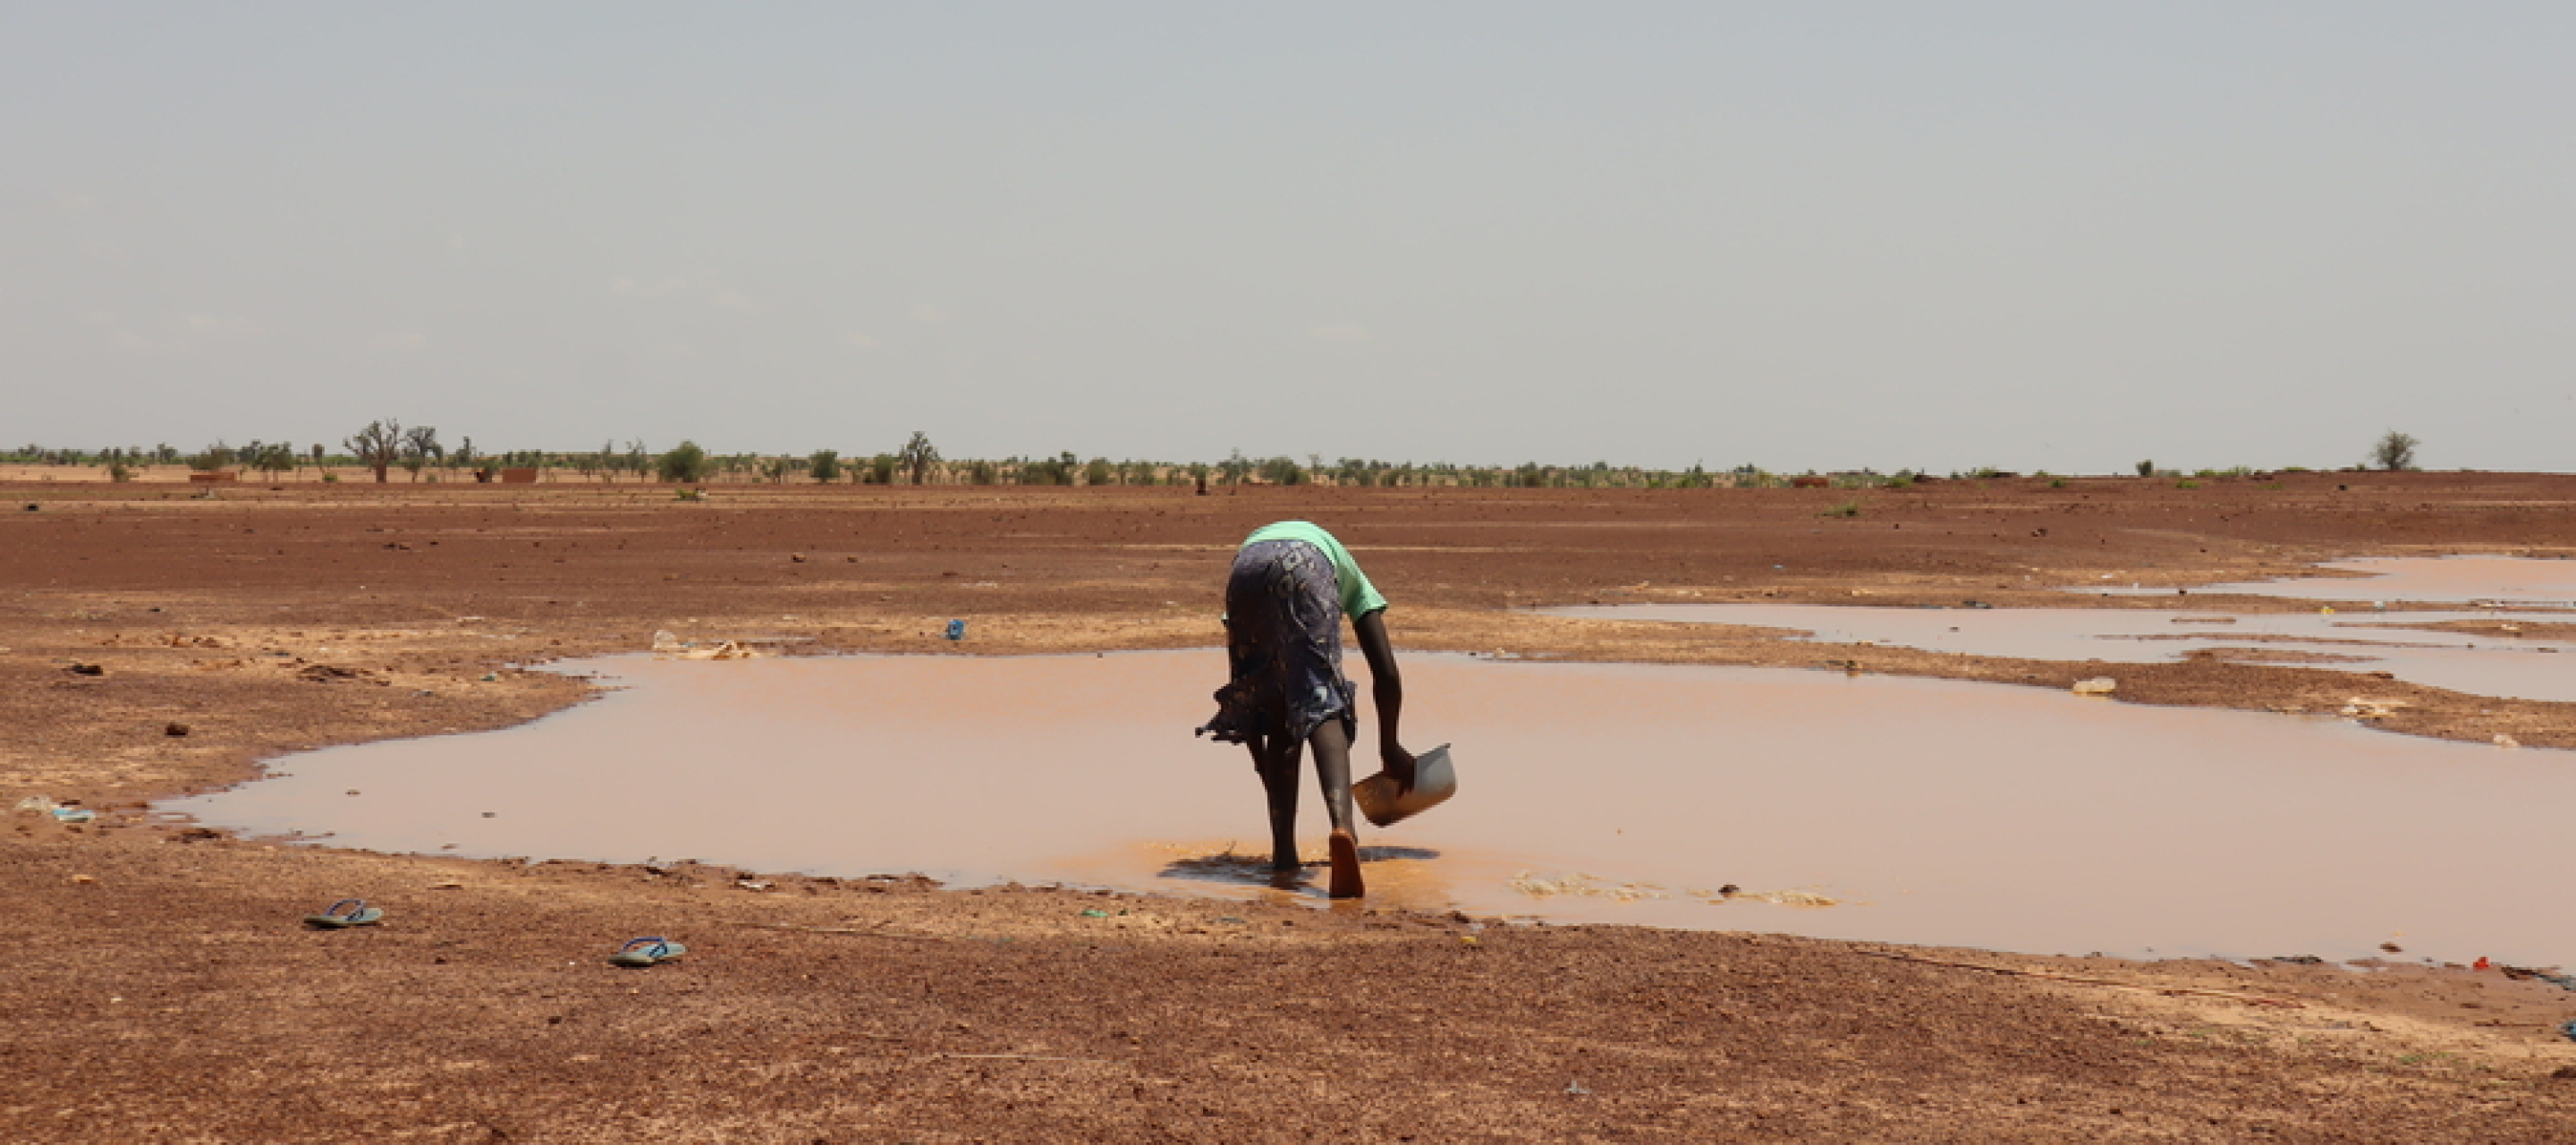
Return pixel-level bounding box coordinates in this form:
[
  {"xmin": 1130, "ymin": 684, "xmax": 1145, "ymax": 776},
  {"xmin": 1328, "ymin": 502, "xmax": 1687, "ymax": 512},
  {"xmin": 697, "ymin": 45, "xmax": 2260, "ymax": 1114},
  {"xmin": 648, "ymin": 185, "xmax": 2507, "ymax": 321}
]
[{"xmin": 1327, "ymin": 829, "xmax": 1364, "ymax": 899}]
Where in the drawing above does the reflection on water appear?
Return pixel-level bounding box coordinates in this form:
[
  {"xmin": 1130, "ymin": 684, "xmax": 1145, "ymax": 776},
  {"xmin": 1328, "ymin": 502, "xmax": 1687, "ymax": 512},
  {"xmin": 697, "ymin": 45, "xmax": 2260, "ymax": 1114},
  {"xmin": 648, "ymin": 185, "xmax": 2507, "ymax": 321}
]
[
  {"xmin": 163, "ymin": 651, "xmax": 2576, "ymax": 967},
  {"xmin": 1543, "ymin": 602, "xmax": 2576, "ymax": 700}
]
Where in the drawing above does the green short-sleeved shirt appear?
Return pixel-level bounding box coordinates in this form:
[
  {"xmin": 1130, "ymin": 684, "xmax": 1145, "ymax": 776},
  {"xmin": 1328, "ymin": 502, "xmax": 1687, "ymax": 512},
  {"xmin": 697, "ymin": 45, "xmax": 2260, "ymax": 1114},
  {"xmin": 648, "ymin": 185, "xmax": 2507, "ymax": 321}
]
[{"xmin": 1241, "ymin": 521, "xmax": 1388, "ymax": 618}]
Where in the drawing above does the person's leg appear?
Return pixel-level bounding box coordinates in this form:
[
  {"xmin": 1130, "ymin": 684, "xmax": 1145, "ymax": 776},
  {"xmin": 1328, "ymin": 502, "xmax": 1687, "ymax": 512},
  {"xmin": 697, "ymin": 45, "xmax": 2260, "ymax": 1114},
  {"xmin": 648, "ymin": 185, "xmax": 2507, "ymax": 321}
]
[
  {"xmin": 1308, "ymin": 717, "xmax": 1364, "ymax": 898},
  {"xmin": 1251, "ymin": 732, "xmax": 1304, "ymax": 873},
  {"xmin": 1306, "ymin": 717, "xmax": 1355, "ymax": 832}
]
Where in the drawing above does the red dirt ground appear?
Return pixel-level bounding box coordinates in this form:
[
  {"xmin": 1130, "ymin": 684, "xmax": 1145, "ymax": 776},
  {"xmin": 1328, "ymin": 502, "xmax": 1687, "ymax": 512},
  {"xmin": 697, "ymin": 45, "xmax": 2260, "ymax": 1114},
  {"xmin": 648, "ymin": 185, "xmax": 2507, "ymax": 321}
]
[{"xmin": 8, "ymin": 472, "xmax": 2576, "ymax": 1141}]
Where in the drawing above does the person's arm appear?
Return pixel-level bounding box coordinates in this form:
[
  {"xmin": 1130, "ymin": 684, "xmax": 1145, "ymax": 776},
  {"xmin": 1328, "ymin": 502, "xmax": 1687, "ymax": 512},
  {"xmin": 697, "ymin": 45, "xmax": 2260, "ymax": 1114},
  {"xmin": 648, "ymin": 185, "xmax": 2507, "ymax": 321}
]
[{"xmin": 1351, "ymin": 609, "xmax": 1416, "ymax": 793}]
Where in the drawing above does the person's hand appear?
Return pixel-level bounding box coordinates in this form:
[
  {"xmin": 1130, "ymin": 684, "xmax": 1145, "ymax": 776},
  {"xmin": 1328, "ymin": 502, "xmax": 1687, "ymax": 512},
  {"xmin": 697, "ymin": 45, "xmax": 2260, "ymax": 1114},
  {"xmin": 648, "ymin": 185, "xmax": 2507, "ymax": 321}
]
[{"xmin": 1383, "ymin": 744, "xmax": 1418, "ymax": 796}]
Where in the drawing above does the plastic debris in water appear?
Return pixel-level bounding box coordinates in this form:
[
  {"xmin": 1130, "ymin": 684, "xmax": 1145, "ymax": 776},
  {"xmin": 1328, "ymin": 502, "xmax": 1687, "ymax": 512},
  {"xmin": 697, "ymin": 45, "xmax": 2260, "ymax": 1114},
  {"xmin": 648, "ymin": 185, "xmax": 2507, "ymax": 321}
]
[{"xmin": 2072, "ymin": 677, "xmax": 2117, "ymax": 696}]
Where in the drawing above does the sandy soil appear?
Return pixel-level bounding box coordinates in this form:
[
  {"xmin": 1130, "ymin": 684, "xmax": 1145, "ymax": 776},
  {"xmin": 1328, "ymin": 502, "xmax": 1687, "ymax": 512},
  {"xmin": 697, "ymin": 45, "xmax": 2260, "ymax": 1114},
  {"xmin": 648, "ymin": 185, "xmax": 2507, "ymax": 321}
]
[{"xmin": 8, "ymin": 471, "xmax": 2576, "ymax": 1141}]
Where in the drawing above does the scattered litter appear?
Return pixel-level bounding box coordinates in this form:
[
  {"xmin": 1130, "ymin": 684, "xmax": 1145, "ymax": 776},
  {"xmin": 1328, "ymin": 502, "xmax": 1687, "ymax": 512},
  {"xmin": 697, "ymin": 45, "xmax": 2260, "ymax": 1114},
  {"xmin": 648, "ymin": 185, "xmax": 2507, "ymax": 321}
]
[
  {"xmin": 1565, "ymin": 1081, "xmax": 1592, "ymax": 1096},
  {"xmin": 164, "ymin": 722, "xmax": 190, "ymax": 737},
  {"xmin": 2495, "ymin": 734, "xmax": 2522, "ymax": 749},
  {"xmin": 16, "ymin": 795, "xmax": 60, "ymax": 813},
  {"xmin": 945, "ymin": 619, "xmax": 967, "ymax": 640},
  {"xmin": 69, "ymin": 873, "xmax": 94, "ymax": 885},
  {"xmin": 610, "ymin": 937, "xmax": 687, "ymax": 967},
  {"xmin": 651, "ymin": 630, "xmax": 683, "ymax": 652},
  {"xmin": 52, "ymin": 807, "xmax": 96, "ymax": 824},
  {"xmin": 674, "ymin": 640, "xmax": 757, "ymax": 660},
  {"xmin": 2072, "ymin": 677, "xmax": 2117, "ymax": 696},
  {"xmin": 66, "ymin": 663, "xmax": 105, "ymax": 676},
  {"xmin": 303, "ymin": 899, "xmax": 385, "ymax": 929},
  {"xmin": 1080, "ymin": 909, "xmax": 1111, "ymax": 918},
  {"xmin": 735, "ymin": 879, "xmax": 772, "ymax": 891}
]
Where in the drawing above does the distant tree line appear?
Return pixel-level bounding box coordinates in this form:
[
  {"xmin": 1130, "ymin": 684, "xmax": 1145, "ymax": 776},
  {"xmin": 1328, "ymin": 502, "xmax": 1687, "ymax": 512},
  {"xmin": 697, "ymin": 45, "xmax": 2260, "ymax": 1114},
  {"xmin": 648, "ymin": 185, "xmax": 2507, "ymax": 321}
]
[{"xmin": 4, "ymin": 429, "xmax": 2435, "ymax": 487}]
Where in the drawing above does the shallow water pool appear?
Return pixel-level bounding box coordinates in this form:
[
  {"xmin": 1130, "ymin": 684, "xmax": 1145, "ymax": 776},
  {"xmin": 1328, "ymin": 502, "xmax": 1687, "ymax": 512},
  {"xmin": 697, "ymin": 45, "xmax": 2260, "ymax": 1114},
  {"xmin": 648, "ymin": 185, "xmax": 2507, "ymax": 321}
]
[
  {"xmin": 1541, "ymin": 602, "xmax": 2576, "ymax": 701},
  {"xmin": 165, "ymin": 650, "xmax": 2576, "ymax": 967},
  {"xmin": 2087, "ymin": 555, "xmax": 2576, "ymax": 608}
]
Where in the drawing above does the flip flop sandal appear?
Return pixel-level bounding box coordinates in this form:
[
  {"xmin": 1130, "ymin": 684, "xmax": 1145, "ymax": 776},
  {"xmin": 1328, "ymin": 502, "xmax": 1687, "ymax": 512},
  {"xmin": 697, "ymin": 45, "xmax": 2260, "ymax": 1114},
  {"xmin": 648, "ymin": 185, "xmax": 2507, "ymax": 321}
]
[
  {"xmin": 303, "ymin": 899, "xmax": 386, "ymax": 929},
  {"xmin": 609, "ymin": 937, "xmax": 687, "ymax": 967}
]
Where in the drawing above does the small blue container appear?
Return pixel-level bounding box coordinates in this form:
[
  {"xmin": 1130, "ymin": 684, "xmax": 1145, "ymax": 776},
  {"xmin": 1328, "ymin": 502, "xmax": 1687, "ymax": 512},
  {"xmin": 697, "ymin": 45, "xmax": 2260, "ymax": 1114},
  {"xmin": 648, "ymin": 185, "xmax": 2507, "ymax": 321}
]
[{"xmin": 945, "ymin": 619, "xmax": 966, "ymax": 640}]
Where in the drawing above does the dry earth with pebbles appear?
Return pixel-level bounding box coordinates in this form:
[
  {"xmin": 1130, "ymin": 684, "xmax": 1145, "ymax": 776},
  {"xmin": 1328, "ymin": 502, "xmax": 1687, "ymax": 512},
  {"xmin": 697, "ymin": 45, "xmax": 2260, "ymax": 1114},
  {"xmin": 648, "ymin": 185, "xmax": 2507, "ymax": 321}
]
[{"xmin": 9, "ymin": 471, "xmax": 2576, "ymax": 1141}]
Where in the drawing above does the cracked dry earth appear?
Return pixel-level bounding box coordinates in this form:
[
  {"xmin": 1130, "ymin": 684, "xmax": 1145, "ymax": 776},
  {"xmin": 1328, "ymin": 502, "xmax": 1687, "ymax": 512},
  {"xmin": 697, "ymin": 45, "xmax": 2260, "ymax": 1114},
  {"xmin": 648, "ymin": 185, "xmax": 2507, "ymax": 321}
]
[{"xmin": 8, "ymin": 471, "xmax": 2576, "ymax": 1141}]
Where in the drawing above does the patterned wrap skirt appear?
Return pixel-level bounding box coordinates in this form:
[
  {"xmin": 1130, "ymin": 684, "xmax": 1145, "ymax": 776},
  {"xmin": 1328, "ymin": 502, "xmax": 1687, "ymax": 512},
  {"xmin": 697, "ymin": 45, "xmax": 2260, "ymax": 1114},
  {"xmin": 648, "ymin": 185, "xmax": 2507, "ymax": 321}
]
[{"xmin": 1197, "ymin": 539, "xmax": 1359, "ymax": 748}]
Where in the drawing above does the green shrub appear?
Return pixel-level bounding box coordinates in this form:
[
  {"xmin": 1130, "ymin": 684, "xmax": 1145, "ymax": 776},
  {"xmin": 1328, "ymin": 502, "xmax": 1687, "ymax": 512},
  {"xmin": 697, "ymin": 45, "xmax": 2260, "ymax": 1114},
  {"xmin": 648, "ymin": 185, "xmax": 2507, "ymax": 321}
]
[
  {"xmin": 1820, "ymin": 500, "xmax": 1862, "ymax": 518},
  {"xmin": 2370, "ymin": 430, "xmax": 2419, "ymax": 471},
  {"xmin": 657, "ymin": 441, "xmax": 710, "ymax": 483},
  {"xmin": 2175, "ymin": 479, "xmax": 2200, "ymax": 489},
  {"xmin": 1258, "ymin": 456, "xmax": 1306, "ymax": 486}
]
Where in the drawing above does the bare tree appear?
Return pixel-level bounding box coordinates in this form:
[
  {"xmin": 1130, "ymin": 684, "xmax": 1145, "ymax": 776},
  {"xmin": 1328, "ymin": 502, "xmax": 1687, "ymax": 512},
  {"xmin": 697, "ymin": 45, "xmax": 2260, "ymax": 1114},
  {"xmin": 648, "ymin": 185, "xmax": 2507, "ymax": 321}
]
[
  {"xmin": 344, "ymin": 420, "xmax": 402, "ymax": 483},
  {"xmin": 899, "ymin": 431, "xmax": 940, "ymax": 485},
  {"xmin": 401, "ymin": 426, "xmax": 441, "ymax": 481}
]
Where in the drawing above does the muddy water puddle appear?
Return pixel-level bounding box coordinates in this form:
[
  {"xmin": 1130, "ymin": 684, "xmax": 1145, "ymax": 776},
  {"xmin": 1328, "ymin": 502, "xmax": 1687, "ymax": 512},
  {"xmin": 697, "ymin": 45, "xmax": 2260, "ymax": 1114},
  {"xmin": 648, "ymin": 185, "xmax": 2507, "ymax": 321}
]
[
  {"xmin": 1546, "ymin": 603, "xmax": 2576, "ymax": 701},
  {"xmin": 164, "ymin": 650, "xmax": 2576, "ymax": 966}
]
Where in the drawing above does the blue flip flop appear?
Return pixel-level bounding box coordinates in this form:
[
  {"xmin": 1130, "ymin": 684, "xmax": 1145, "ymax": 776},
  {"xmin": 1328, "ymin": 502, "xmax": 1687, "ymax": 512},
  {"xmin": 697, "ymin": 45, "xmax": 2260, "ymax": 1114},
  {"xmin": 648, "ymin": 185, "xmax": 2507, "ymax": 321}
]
[
  {"xmin": 303, "ymin": 899, "xmax": 386, "ymax": 929},
  {"xmin": 609, "ymin": 937, "xmax": 686, "ymax": 967}
]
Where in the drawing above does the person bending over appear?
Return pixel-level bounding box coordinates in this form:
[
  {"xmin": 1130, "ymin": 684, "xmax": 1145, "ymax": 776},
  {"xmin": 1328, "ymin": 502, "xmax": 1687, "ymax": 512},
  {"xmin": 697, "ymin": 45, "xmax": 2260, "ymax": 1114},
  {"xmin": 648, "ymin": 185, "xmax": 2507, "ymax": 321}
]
[{"xmin": 1198, "ymin": 521, "xmax": 1416, "ymax": 898}]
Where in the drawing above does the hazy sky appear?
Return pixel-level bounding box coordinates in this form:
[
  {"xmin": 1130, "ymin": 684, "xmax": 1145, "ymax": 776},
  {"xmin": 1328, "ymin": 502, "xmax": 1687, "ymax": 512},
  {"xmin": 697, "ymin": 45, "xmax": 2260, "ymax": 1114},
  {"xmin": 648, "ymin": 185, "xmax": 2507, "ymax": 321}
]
[{"xmin": 4, "ymin": 4, "xmax": 2571, "ymax": 472}]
